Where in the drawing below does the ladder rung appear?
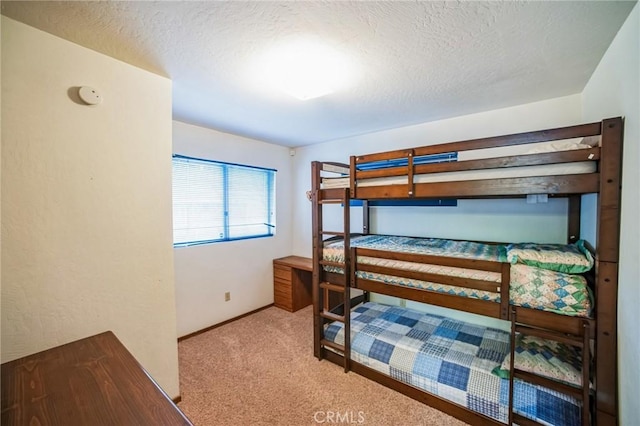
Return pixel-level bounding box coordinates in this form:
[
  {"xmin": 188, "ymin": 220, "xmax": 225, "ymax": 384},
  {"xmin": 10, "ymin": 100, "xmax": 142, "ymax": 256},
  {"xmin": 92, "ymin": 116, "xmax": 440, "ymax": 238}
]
[
  {"xmin": 320, "ymin": 311, "xmax": 345, "ymax": 322},
  {"xmin": 319, "ymin": 260, "xmax": 344, "ymax": 268},
  {"xmin": 320, "ymin": 282, "xmax": 346, "ymax": 293},
  {"xmin": 514, "ymin": 369, "xmax": 583, "ymax": 399},
  {"xmin": 320, "ymin": 339, "xmax": 345, "ymax": 352},
  {"xmin": 321, "ymin": 274, "xmax": 348, "ymax": 286},
  {"xmin": 515, "ymin": 325, "xmax": 584, "ymax": 348},
  {"xmin": 319, "ymin": 199, "xmax": 344, "ymax": 204},
  {"xmin": 512, "ymin": 413, "xmax": 543, "ymax": 426},
  {"xmin": 322, "ymin": 231, "xmax": 345, "ymax": 236}
]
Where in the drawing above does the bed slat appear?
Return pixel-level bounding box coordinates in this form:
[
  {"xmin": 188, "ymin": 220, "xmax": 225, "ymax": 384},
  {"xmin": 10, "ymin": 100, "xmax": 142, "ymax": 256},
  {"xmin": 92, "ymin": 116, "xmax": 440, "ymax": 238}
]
[
  {"xmin": 413, "ymin": 148, "xmax": 599, "ymax": 174},
  {"xmin": 357, "ymin": 263, "xmax": 500, "ymax": 293},
  {"xmin": 320, "ymin": 310, "xmax": 344, "ymax": 323},
  {"xmin": 354, "ymin": 174, "xmax": 599, "ymax": 199},
  {"xmin": 512, "ymin": 307, "xmax": 593, "ymax": 337},
  {"xmin": 513, "ymin": 413, "xmax": 545, "ymax": 426},
  {"xmin": 320, "ymin": 339, "xmax": 344, "ymax": 353},
  {"xmin": 319, "ymin": 282, "xmax": 346, "ymax": 293},
  {"xmin": 353, "ymin": 122, "xmax": 601, "ymax": 164},
  {"xmin": 514, "ymin": 324, "xmax": 584, "ymax": 348},
  {"xmin": 354, "ymin": 148, "xmax": 599, "ymax": 180},
  {"xmin": 355, "ymin": 279, "xmax": 502, "ymax": 318},
  {"xmin": 410, "ymin": 174, "xmax": 599, "ymax": 198},
  {"xmin": 412, "ymin": 122, "xmax": 602, "ymax": 156},
  {"xmin": 355, "ymin": 247, "xmax": 503, "ymax": 272},
  {"xmin": 319, "ymin": 188, "xmax": 347, "ymax": 200}
]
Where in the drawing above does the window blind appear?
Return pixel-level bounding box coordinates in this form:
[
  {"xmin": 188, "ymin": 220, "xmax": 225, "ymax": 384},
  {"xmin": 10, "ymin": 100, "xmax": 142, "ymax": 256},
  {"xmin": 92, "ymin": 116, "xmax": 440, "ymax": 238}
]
[{"xmin": 172, "ymin": 155, "xmax": 276, "ymax": 246}]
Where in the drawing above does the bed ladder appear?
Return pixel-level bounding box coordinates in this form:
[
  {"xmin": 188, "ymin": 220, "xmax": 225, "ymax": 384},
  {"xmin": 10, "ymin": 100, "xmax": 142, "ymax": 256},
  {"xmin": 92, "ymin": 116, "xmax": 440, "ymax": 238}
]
[
  {"xmin": 508, "ymin": 308, "xmax": 592, "ymax": 426},
  {"xmin": 313, "ymin": 185, "xmax": 352, "ymax": 373}
]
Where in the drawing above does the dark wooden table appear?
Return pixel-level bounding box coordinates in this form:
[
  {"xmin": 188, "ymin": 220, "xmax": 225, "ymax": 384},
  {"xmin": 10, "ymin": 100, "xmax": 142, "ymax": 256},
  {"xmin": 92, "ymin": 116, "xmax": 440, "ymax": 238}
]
[{"xmin": 1, "ymin": 331, "xmax": 192, "ymax": 426}]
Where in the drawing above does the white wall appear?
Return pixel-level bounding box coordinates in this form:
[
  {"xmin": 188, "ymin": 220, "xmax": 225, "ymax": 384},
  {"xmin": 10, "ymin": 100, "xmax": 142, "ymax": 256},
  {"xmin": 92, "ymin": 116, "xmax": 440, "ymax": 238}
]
[
  {"xmin": 292, "ymin": 94, "xmax": 584, "ymax": 257},
  {"xmin": 173, "ymin": 121, "xmax": 293, "ymax": 337},
  {"xmin": 1, "ymin": 18, "xmax": 180, "ymax": 397},
  {"xmin": 582, "ymin": 4, "xmax": 639, "ymax": 424}
]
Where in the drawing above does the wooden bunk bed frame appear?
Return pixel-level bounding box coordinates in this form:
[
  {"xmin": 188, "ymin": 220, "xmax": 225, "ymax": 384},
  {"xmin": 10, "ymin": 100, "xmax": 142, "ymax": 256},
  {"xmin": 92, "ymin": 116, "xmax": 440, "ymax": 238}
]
[{"xmin": 311, "ymin": 117, "xmax": 623, "ymax": 426}]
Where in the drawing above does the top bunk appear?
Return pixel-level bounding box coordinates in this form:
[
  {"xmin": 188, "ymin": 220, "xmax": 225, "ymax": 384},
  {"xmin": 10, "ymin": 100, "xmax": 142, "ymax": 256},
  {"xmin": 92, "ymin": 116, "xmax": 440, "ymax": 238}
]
[{"xmin": 315, "ymin": 117, "xmax": 622, "ymax": 200}]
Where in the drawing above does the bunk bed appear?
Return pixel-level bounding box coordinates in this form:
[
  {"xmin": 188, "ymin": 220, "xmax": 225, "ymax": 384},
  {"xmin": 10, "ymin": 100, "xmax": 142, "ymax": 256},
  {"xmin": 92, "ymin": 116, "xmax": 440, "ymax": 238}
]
[{"xmin": 310, "ymin": 117, "xmax": 623, "ymax": 426}]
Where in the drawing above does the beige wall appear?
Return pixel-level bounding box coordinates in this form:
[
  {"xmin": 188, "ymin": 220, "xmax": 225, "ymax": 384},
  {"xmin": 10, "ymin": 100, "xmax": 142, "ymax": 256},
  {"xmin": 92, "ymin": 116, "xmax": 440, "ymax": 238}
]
[
  {"xmin": 173, "ymin": 120, "xmax": 293, "ymax": 337},
  {"xmin": 1, "ymin": 17, "xmax": 180, "ymax": 397},
  {"xmin": 582, "ymin": 4, "xmax": 639, "ymax": 424}
]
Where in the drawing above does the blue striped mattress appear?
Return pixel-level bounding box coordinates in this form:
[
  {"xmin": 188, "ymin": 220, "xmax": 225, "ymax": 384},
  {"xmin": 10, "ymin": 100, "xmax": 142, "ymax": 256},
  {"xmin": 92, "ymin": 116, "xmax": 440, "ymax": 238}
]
[{"xmin": 324, "ymin": 302, "xmax": 582, "ymax": 425}]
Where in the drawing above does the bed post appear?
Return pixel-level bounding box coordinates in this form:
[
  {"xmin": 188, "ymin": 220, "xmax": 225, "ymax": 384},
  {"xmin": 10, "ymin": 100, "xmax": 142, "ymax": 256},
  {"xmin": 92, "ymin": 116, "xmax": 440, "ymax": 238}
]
[
  {"xmin": 311, "ymin": 161, "xmax": 323, "ymax": 360},
  {"xmin": 349, "ymin": 155, "xmax": 356, "ymax": 199},
  {"xmin": 342, "ymin": 195, "xmax": 351, "ymax": 373},
  {"xmin": 595, "ymin": 117, "xmax": 623, "ymax": 426},
  {"xmin": 568, "ymin": 195, "xmax": 581, "ymax": 244},
  {"xmin": 362, "ymin": 200, "xmax": 369, "ymax": 235}
]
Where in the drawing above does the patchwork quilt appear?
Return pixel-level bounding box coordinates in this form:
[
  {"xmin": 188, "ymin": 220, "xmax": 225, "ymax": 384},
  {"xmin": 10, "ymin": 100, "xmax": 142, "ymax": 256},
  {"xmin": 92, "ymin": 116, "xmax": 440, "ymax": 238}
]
[
  {"xmin": 323, "ymin": 235, "xmax": 592, "ymax": 317},
  {"xmin": 324, "ymin": 302, "xmax": 582, "ymax": 426}
]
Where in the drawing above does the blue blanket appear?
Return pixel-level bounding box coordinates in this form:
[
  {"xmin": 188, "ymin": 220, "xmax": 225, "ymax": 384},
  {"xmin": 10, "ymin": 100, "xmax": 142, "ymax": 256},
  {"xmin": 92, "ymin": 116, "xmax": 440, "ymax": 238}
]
[{"xmin": 324, "ymin": 302, "xmax": 581, "ymax": 425}]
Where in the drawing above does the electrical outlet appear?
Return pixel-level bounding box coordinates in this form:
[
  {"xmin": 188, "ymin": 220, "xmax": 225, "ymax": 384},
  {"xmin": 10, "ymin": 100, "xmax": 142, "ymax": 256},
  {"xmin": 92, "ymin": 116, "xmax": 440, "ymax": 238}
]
[{"xmin": 224, "ymin": 292, "xmax": 231, "ymax": 302}]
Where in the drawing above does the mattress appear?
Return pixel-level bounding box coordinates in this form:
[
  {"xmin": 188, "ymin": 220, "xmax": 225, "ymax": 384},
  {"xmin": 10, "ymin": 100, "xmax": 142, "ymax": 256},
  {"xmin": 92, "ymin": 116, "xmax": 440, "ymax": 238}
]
[
  {"xmin": 323, "ymin": 235, "xmax": 592, "ymax": 317},
  {"xmin": 324, "ymin": 302, "xmax": 582, "ymax": 426},
  {"xmin": 321, "ymin": 161, "xmax": 596, "ymax": 189}
]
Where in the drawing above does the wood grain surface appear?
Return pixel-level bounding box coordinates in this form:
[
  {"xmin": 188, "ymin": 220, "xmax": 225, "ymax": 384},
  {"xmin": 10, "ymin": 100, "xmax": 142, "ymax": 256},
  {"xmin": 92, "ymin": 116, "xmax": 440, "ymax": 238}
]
[{"xmin": 1, "ymin": 331, "xmax": 192, "ymax": 426}]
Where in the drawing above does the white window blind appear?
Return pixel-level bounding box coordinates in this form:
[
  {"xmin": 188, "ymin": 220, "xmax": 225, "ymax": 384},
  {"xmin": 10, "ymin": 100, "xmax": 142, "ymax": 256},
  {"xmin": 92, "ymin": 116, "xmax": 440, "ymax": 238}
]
[{"xmin": 172, "ymin": 155, "xmax": 276, "ymax": 246}]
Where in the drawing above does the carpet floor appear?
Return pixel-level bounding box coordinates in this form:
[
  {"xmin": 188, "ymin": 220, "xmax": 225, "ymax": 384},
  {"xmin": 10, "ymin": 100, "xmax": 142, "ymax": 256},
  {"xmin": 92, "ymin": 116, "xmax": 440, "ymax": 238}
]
[{"xmin": 177, "ymin": 305, "xmax": 468, "ymax": 426}]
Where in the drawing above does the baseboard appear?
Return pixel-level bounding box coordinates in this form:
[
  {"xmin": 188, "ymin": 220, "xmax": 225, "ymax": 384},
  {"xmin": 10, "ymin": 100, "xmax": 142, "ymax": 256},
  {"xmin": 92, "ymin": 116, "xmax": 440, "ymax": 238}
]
[{"xmin": 178, "ymin": 304, "xmax": 275, "ymax": 342}]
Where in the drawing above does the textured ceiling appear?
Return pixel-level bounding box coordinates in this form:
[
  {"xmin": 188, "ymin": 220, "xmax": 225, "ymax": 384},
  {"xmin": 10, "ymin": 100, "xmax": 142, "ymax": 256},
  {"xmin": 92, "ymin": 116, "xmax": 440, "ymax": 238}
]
[{"xmin": 1, "ymin": 1, "xmax": 636, "ymax": 146}]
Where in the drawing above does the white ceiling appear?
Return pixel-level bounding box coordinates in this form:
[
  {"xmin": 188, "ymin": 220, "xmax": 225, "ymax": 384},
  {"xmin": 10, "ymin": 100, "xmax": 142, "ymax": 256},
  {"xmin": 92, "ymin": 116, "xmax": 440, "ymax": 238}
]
[{"xmin": 1, "ymin": 1, "xmax": 636, "ymax": 147}]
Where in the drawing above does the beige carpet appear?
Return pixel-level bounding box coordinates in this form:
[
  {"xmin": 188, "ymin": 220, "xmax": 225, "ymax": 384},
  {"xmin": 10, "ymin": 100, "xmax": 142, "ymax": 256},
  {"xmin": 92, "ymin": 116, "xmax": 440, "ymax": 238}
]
[{"xmin": 177, "ymin": 305, "xmax": 468, "ymax": 426}]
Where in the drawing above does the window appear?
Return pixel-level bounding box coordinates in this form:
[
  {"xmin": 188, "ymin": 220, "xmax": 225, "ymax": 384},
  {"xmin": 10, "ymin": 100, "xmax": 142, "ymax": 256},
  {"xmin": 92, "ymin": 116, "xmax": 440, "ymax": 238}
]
[{"xmin": 172, "ymin": 155, "xmax": 276, "ymax": 247}]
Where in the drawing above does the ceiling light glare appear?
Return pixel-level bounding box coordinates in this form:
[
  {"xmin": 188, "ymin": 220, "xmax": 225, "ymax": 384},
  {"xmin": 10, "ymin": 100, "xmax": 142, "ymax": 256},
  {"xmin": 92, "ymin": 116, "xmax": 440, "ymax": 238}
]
[{"xmin": 260, "ymin": 38, "xmax": 352, "ymax": 101}]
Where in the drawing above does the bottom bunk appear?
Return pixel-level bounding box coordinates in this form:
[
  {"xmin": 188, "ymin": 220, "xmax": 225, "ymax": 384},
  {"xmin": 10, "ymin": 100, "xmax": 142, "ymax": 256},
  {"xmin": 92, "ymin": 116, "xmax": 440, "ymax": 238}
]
[{"xmin": 323, "ymin": 302, "xmax": 587, "ymax": 426}]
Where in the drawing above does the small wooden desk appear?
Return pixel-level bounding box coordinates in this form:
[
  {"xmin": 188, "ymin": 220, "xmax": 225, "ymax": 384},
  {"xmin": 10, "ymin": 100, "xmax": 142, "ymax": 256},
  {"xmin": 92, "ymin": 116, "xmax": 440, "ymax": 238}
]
[
  {"xmin": 1, "ymin": 331, "xmax": 192, "ymax": 426},
  {"xmin": 273, "ymin": 255, "xmax": 313, "ymax": 312}
]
